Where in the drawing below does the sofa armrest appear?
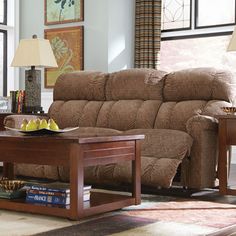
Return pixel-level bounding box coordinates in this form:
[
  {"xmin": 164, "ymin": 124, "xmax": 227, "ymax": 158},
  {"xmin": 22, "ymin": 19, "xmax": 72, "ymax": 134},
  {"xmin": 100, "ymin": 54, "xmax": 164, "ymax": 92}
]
[
  {"xmin": 184, "ymin": 115, "xmax": 218, "ymax": 188},
  {"xmin": 186, "ymin": 115, "xmax": 218, "ymax": 134},
  {"xmin": 4, "ymin": 115, "xmax": 49, "ymax": 129}
]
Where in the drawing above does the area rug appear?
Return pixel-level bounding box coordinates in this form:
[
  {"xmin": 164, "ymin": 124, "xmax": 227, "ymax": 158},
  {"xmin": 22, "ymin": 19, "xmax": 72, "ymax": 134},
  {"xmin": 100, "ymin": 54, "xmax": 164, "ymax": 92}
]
[
  {"xmin": 31, "ymin": 194, "xmax": 236, "ymax": 236},
  {"xmin": 1, "ymin": 193, "xmax": 236, "ymax": 236}
]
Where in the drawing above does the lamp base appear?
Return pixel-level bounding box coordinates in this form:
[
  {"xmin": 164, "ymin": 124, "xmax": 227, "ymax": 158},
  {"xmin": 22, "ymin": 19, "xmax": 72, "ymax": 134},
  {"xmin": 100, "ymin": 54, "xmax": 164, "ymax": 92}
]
[
  {"xmin": 25, "ymin": 68, "xmax": 41, "ymax": 109},
  {"xmin": 24, "ymin": 106, "xmax": 44, "ymax": 114}
]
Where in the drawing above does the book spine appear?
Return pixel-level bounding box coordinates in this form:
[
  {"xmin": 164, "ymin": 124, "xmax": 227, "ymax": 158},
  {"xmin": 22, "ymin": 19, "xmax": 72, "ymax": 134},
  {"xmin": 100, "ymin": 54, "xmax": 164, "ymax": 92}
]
[
  {"xmin": 10, "ymin": 91, "xmax": 16, "ymax": 113},
  {"xmin": 10, "ymin": 91, "xmax": 14, "ymax": 113},
  {"xmin": 22, "ymin": 90, "xmax": 25, "ymax": 112},
  {"xmin": 83, "ymin": 185, "xmax": 92, "ymax": 191},
  {"xmin": 16, "ymin": 90, "xmax": 19, "ymax": 114},
  {"xmin": 29, "ymin": 185, "xmax": 91, "ymax": 193},
  {"xmin": 26, "ymin": 192, "xmax": 90, "ymax": 204},
  {"xmin": 28, "ymin": 189, "xmax": 68, "ymax": 197},
  {"xmin": 83, "ymin": 193, "xmax": 90, "ymax": 202},
  {"xmin": 19, "ymin": 90, "xmax": 23, "ymax": 113},
  {"xmin": 26, "ymin": 193, "xmax": 69, "ymax": 205},
  {"xmin": 30, "ymin": 186, "xmax": 69, "ymax": 193}
]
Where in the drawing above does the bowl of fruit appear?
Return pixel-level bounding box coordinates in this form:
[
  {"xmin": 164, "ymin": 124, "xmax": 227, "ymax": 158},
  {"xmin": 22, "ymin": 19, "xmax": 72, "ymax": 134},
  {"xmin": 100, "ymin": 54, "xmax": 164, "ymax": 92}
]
[{"xmin": 5, "ymin": 118, "xmax": 79, "ymax": 135}]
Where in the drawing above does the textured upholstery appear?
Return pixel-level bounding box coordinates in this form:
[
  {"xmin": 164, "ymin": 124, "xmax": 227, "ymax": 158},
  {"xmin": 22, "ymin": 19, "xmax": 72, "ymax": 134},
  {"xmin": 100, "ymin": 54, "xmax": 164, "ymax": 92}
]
[
  {"xmin": 60, "ymin": 129, "xmax": 193, "ymax": 188},
  {"xmin": 106, "ymin": 69, "xmax": 166, "ymax": 101},
  {"xmin": 155, "ymin": 101, "xmax": 207, "ymax": 131},
  {"xmin": 5, "ymin": 67, "xmax": 236, "ymax": 189},
  {"xmin": 186, "ymin": 115, "xmax": 219, "ymax": 187},
  {"xmin": 164, "ymin": 68, "xmax": 236, "ymax": 102},
  {"xmin": 54, "ymin": 71, "xmax": 108, "ymax": 101}
]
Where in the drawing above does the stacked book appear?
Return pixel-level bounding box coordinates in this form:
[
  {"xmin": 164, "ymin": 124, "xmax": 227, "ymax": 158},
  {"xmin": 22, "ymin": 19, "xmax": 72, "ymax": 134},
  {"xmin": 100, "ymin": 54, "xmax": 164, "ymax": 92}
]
[
  {"xmin": 10, "ymin": 90, "xmax": 25, "ymax": 113},
  {"xmin": 25, "ymin": 182, "xmax": 91, "ymax": 206}
]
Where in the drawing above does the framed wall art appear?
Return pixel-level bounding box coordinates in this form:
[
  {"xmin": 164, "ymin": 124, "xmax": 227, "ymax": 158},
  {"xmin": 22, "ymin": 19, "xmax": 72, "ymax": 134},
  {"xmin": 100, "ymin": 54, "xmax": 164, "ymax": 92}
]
[
  {"xmin": 44, "ymin": 0, "xmax": 84, "ymax": 25},
  {"xmin": 44, "ymin": 26, "xmax": 84, "ymax": 88}
]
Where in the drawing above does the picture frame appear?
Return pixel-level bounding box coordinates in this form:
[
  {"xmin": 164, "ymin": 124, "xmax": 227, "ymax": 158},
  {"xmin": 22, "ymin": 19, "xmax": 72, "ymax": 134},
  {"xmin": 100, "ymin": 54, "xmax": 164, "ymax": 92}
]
[
  {"xmin": 44, "ymin": 26, "xmax": 84, "ymax": 88},
  {"xmin": 161, "ymin": 0, "xmax": 192, "ymax": 32},
  {"xmin": 44, "ymin": 0, "xmax": 84, "ymax": 25},
  {"xmin": 0, "ymin": 96, "xmax": 11, "ymax": 113},
  {"xmin": 195, "ymin": 0, "xmax": 236, "ymax": 29}
]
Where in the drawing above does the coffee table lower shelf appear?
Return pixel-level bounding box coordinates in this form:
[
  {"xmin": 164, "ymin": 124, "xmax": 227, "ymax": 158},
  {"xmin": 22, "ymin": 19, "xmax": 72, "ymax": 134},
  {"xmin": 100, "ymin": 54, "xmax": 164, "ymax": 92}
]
[{"xmin": 0, "ymin": 191, "xmax": 135, "ymax": 219}]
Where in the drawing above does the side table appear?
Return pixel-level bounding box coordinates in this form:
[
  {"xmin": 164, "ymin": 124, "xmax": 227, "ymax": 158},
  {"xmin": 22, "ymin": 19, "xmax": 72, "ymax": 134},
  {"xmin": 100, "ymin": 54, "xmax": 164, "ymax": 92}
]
[{"xmin": 217, "ymin": 115, "xmax": 236, "ymax": 195}]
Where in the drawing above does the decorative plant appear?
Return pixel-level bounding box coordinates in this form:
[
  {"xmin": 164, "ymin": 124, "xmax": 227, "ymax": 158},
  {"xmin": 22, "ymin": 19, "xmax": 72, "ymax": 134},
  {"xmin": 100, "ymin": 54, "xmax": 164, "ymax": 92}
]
[
  {"xmin": 54, "ymin": 0, "xmax": 75, "ymax": 21},
  {"xmin": 51, "ymin": 36, "xmax": 74, "ymax": 74}
]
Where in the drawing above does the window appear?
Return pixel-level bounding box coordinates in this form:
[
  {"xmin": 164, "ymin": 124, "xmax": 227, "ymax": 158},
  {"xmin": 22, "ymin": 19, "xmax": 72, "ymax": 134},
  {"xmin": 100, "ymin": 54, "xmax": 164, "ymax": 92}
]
[
  {"xmin": 195, "ymin": 0, "xmax": 236, "ymax": 28},
  {"xmin": 161, "ymin": 0, "xmax": 236, "ymax": 38},
  {"xmin": 0, "ymin": 0, "xmax": 6, "ymax": 24},
  {"xmin": 0, "ymin": 0, "xmax": 7, "ymax": 96},
  {"xmin": 0, "ymin": 31, "xmax": 6, "ymax": 96},
  {"xmin": 161, "ymin": 0, "xmax": 192, "ymax": 31},
  {"xmin": 160, "ymin": 1, "xmax": 236, "ymax": 73},
  {"xmin": 0, "ymin": 0, "xmax": 19, "ymax": 97},
  {"xmin": 160, "ymin": 35, "xmax": 231, "ymax": 71}
]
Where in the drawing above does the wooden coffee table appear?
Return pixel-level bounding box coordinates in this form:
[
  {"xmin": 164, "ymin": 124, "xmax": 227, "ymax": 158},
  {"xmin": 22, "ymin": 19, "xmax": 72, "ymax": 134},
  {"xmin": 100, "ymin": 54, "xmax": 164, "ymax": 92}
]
[{"xmin": 0, "ymin": 131, "xmax": 144, "ymax": 220}]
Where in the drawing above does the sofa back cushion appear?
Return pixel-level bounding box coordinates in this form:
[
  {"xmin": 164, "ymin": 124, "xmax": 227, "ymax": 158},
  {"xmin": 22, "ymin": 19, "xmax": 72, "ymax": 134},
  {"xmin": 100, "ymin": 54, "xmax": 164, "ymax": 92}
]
[
  {"xmin": 154, "ymin": 101, "xmax": 207, "ymax": 131},
  {"xmin": 97, "ymin": 100, "xmax": 162, "ymax": 130},
  {"xmin": 53, "ymin": 71, "xmax": 108, "ymax": 101},
  {"xmin": 50, "ymin": 69, "xmax": 166, "ymax": 130},
  {"xmin": 164, "ymin": 68, "xmax": 236, "ymax": 102},
  {"xmin": 49, "ymin": 67, "xmax": 235, "ymax": 131},
  {"xmin": 49, "ymin": 100, "xmax": 103, "ymax": 128},
  {"xmin": 106, "ymin": 69, "xmax": 166, "ymax": 101},
  {"xmin": 49, "ymin": 100, "xmax": 162, "ymax": 130}
]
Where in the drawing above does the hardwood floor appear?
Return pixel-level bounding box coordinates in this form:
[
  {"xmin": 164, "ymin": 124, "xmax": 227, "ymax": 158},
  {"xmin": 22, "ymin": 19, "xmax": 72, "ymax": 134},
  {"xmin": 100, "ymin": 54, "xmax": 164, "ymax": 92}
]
[{"xmin": 190, "ymin": 164, "xmax": 236, "ymax": 204}]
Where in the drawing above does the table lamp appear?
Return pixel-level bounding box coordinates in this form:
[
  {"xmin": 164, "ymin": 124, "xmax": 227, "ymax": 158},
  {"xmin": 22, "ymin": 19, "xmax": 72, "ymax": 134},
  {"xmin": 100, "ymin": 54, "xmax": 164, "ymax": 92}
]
[
  {"xmin": 227, "ymin": 27, "xmax": 236, "ymax": 52},
  {"xmin": 11, "ymin": 35, "xmax": 58, "ymax": 113}
]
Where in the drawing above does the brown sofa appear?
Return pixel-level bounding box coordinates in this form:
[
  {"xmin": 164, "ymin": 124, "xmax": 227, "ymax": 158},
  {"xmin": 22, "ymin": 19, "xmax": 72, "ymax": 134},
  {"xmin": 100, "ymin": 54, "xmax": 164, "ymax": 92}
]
[{"xmin": 5, "ymin": 67, "xmax": 236, "ymax": 189}]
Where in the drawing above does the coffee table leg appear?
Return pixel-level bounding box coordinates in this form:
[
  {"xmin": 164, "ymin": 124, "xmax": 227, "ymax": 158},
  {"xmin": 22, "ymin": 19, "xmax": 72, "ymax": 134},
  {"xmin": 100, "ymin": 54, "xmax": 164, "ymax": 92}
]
[
  {"xmin": 132, "ymin": 140, "xmax": 141, "ymax": 205},
  {"xmin": 3, "ymin": 162, "xmax": 14, "ymax": 179},
  {"xmin": 69, "ymin": 144, "xmax": 84, "ymax": 220}
]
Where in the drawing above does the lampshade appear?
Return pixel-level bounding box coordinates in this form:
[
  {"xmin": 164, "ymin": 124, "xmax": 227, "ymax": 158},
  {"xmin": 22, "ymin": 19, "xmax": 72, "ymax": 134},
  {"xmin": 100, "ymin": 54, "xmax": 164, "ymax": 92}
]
[
  {"xmin": 227, "ymin": 27, "xmax": 236, "ymax": 52},
  {"xmin": 10, "ymin": 36, "xmax": 58, "ymax": 114},
  {"xmin": 11, "ymin": 38, "xmax": 58, "ymax": 68}
]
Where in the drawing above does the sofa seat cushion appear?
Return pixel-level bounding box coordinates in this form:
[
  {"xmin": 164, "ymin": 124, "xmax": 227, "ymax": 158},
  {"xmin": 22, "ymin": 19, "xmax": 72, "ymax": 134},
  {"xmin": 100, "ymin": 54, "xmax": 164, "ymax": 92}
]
[
  {"xmin": 124, "ymin": 129, "xmax": 193, "ymax": 159},
  {"xmin": 61, "ymin": 127, "xmax": 123, "ymax": 137},
  {"xmin": 85, "ymin": 129, "xmax": 193, "ymax": 188},
  {"xmin": 85, "ymin": 156, "xmax": 186, "ymax": 188}
]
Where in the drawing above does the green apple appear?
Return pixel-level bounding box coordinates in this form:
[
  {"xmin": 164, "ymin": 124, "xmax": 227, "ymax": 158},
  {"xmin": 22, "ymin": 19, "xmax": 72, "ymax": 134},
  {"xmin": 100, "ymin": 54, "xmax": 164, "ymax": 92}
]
[
  {"xmin": 39, "ymin": 119, "xmax": 49, "ymax": 129},
  {"xmin": 26, "ymin": 119, "xmax": 38, "ymax": 131},
  {"xmin": 20, "ymin": 119, "xmax": 28, "ymax": 131},
  {"xmin": 48, "ymin": 119, "xmax": 59, "ymax": 131}
]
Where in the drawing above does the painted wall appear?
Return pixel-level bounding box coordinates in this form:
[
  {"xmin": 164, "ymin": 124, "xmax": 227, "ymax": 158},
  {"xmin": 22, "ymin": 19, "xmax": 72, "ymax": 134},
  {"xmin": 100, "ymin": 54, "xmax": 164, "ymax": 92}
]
[
  {"xmin": 19, "ymin": 0, "xmax": 135, "ymax": 112},
  {"xmin": 108, "ymin": 0, "xmax": 135, "ymax": 72}
]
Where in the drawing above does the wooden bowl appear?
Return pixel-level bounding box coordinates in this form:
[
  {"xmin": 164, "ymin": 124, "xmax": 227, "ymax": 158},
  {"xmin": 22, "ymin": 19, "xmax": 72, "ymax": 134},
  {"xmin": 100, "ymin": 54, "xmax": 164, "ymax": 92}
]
[
  {"xmin": 0, "ymin": 179, "xmax": 25, "ymax": 192},
  {"xmin": 221, "ymin": 107, "xmax": 236, "ymax": 115}
]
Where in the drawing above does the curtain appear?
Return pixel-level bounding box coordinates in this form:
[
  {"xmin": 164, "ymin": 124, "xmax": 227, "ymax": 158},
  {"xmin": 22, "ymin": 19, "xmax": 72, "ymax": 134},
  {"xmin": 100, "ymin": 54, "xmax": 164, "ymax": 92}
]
[{"xmin": 134, "ymin": 0, "xmax": 162, "ymax": 69}]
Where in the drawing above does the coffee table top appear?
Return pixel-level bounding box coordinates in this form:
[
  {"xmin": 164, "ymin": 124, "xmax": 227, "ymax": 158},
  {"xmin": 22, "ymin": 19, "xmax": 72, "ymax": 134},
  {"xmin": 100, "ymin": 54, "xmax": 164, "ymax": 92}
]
[{"xmin": 0, "ymin": 131, "xmax": 144, "ymax": 144}]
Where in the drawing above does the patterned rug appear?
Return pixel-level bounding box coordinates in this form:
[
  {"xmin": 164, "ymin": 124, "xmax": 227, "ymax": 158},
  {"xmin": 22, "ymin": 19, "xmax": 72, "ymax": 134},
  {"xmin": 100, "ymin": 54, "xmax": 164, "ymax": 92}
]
[{"xmin": 32, "ymin": 194, "xmax": 236, "ymax": 236}]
